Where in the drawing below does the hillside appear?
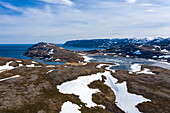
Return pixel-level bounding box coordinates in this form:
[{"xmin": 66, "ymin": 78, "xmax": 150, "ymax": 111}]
[
  {"xmin": 0, "ymin": 57, "xmax": 170, "ymax": 113},
  {"xmin": 24, "ymin": 42, "xmax": 84, "ymax": 63},
  {"xmin": 64, "ymin": 38, "xmax": 151, "ymax": 49}
]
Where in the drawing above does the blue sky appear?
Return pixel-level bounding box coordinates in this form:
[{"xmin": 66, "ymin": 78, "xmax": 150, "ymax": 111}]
[{"xmin": 0, "ymin": 0, "xmax": 170, "ymax": 43}]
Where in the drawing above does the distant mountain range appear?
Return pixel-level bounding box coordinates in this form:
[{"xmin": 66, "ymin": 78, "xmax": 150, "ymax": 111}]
[{"xmin": 64, "ymin": 37, "xmax": 170, "ymax": 49}]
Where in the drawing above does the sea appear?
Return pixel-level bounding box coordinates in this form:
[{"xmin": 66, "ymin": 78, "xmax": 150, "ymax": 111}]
[{"xmin": 0, "ymin": 44, "xmax": 170, "ymax": 70}]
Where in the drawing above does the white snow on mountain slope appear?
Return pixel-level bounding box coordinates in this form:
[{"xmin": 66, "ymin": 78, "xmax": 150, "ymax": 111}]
[
  {"xmin": 60, "ymin": 101, "xmax": 80, "ymax": 113},
  {"xmin": 133, "ymin": 50, "xmax": 142, "ymax": 55},
  {"xmin": 49, "ymin": 49, "xmax": 54, "ymax": 55},
  {"xmin": 161, "ymin": 49, "xmax": 169, "ymax": 53},
  {"xmin": 57, "ymin": 72, "xmax": 103, "ymax": 107},
  {"xmin": 104, "ymin": 71, "xmax": 150, "ymax": 113},
  {"xmin": 130, "ymin": 64, "xmax": 155, "ymax": 74},
  {"xmin": 83, "ymin": 56, "xmax": 93, "ymax": 62},
  {"xmin": 158, "ymin": 55, "xmax": 170, "ymax": 58},
  {"xmin": 96, "ymin": 64, "xmax": 107, "ymax": 68},
  {"xmin": 130, "ymin": 64, "xmax": 141, "ymax": 72},
  {"xmin": 0, "ymin": 75, "xmax": 20, "ymax": 82},
  {"xmin": 0, "ymin": 61, "xmax": 14, "ymax": 73},
  {"xmin": 137, "ymin": 68, "xmax": 155, "ymax": 75},
  {"xmin": 57, "ymin": 65, "xmax": 150, "ymax": 113}
]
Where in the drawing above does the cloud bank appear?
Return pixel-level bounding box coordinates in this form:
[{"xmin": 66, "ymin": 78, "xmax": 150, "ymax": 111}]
[{"xmin": 0, "ymin": 0, "xmax": 170, "ymax": 43}]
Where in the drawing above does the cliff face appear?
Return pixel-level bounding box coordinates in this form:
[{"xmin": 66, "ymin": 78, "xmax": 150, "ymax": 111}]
[{"xmin": 24, "ymin": 42, "xmax": 84, "ymax": 63}]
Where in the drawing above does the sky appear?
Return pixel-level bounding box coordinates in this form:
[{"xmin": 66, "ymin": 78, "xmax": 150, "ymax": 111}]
[{"xmin": 0, "ymin": 0, "xmax": 170, "ymax": 44}]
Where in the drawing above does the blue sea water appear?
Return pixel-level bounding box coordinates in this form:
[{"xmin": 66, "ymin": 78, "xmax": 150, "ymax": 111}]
[
  {"xmin": 0, "ymin": 44, "xmax": 33, "ymax": 60},
  {"xmin": 0, "ymin": 44, "xmax": 102, "ymax": 65},
  {"xmin": 0, "ymin": 44, "xmax": 170, "ymax": 69}
]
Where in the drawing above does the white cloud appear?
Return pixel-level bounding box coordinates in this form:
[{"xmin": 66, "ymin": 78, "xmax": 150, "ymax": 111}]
[
  {"xmin": 39, "ymin": 0, "xmax": 74, "ymax": 6},
  {"xmin": 126, "ymin": 0, "xmax": 136, "ymax": 4},
  {"xmin": 1, "ymin": 0, "xmax": 170, "ymax": 43},
  {"xmin": 140, "ymin": 3, "xmax": 153, "ymax": 6},
  {"xmin": 146, "ymin": 9, "xmax": 155, "ymax": 12},
  {"xmin": 0, "ymin": 2, "xmax": 23, "ymax": 12}
]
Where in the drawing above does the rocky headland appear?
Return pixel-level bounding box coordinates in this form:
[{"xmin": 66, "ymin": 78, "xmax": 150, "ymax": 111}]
[{"xmin": 24, "ymin": 42, "xmax": 84, "ymax": 63}]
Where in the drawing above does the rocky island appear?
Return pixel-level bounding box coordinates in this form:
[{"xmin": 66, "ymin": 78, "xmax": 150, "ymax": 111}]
[{"xmin": 24, "ymin": 42, "xmax": 84, "ymax": 63}]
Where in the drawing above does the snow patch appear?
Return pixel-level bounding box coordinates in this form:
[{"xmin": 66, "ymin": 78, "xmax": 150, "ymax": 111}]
[
  {"xmin": 133, "ymin": 50, "xmax": 142, "ymax": 55},
  {"xmin": 96, "ymin": 64, "xmax": 106, "ymax": 68},
  {"xmin": 58, "ymin": 67, "xmax": 149, "ymax": 113},
  {"xmin": 137, "ymin": 68, "xmax": 155, "ymax": 75},
  {"xmin": 46, "ymin": 65, "xmax": 55, "ymax": 67},
  {"xmin": 19, "ymin": 64, "xmax": 24, "ymax": 67},
  {"xmin": 158, "ymin": 55, "xmax": 170, "ymax": 58},
  {"xmin": 46, "ymin": 69, "xmax": 55, "ymax": 74},
  {"xmin": 0, "ymin": 75, "xmax": 20, "ymax": 82},
  {"xmin": 0, "ymin": 61, "xmax": 14, "ymax": 73},
  {"xmin": 83, "ymin": 56, "xmax": 93, "ymax": 62},
  {"xmin": 26, "ymin": 64, "xmax": 35, "ymax": 67},
  {"xmin": 161, "ymin": 49, "xmax": 169, "ymax": 53},
  {"xmin": 55, "ymin": 59, "xmax": 61, "ymax": 61},
  {"xmin": 16, "ymin": 60, "xmax": 22, "ymax": 63},
  {"xmin": 49, "ymin": 49, "xmax": 54, "ymax": 54},
  {"xmin": 32, "ymin": 61, "xmax": 38, "ymax": 64},
  {"xmin": 104, "ymin": 71, "xmax": 150, "ymax": 113},
  {"xmin": 57, "ymin": 72, "xmax": 104, "ymax": 107},
  {"xmin": 130, "ymin": 64, "xmax": 141, "ymax": 72},
  {"xmin": 60, "ymin": 101, "xmax": 80, "ymax": 113}
]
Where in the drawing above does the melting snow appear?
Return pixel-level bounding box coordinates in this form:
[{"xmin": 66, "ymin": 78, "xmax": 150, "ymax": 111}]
[
  {"xmin": 57, "ymin": 72, "xmax": 103, "ymax": 107},
  {"xmin": 46, "ymin": 69, "xmax": 54, "ymax": 74},
  {"xmin": 26, "ymin": 64, "xmax": 35, "ymax": 67},
  {"xmin": 57, "ymin": 65, "xmax": 150, "ymax": 113},
  {"xmin": 60, "ymin": 101, "xmax": 80, "ymax": 113},
  {"xmin": 32, "ymin": 61, "xmax": 38, "ymax": 64},
  {"xmin": 96, "ymin": 64, "xmax": 107, "ymax": 68},
  {"xmin": 0, "ymin": 75, "xmax": 20, "ymax": 82},
  {"xmin": 133, "ymin": 50, "xmax": 142, "ymax": 55},
  {"xmin": 55, "ymin": 59, "xmax": 61, "ymax": 61},
  {"xmin": 137, "ymin": 68, "xmax": 155, "ymax": 74},
  {"xmin": 83, "ymin": 56, "xmax": 93, "ymax": 62},
  {"xmin": 19, "ymin": 64, "xmax": 24, "ymax": 67},
  {"xmin": 161, "ymin": 49, "xmax": 169, "ymax": 53},
  {"xmin": 130, "ymin": 64, "xmax": 141, "ymax": 72},
  {"xmin": 158, "ymin": 55, "xmax": 170, "ymax": 58},
  {"xmin": 0, "ymin": 61, "xmax": 14, "ymax": 73},
  {"xmin": 104, "ymin": 71, "xmax": 150, "ymax": 113},
  {"xmin": 49, "ymin": 49, "xmax": 54, "ymax": 54},
  {"xmin": 46, "ymin": 65, "xmax": 55, "ymax": 67}
]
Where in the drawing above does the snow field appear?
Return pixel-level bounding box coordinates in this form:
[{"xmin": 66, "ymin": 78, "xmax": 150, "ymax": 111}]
[
  {"xmin": 60, "ymin": 101, "xmax": 81, "ymax": 113},
  {"xmin": 57, "ymin": 64, "xmax": 150, "ymax": 113}
]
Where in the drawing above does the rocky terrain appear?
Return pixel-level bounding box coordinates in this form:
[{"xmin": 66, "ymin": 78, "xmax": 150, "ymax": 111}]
[
  {"xmin": 0, "ymin": 57, "xmax": 170, "ymax": 113},
  {"xmin": 64, "ymin": 37, "xmax": 170, "ymax": 49},
  {"xmin": 100, "ymin": 44, "xmax": 169, "ymax": 61},
  {"xmin": 64, "ymin": 37, "xmax": 170, "ymax": 61},
  {"xmin": 0, "ymin": 57, "xmax": 121, "ymax": 113},
  {"xmin": 64, "ymin": 38, "xmax": 150, "ymax": 48},
  {"xmin": 24, "ymin": 42, "xmax": 84, "ymax": 63},
  {"xmin": 112, "ymin": 65, "xmax": 170, "ymax": 113}
]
